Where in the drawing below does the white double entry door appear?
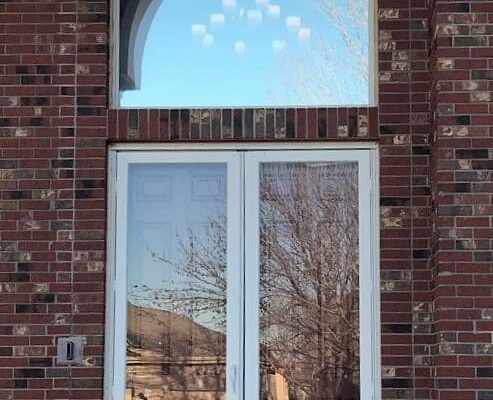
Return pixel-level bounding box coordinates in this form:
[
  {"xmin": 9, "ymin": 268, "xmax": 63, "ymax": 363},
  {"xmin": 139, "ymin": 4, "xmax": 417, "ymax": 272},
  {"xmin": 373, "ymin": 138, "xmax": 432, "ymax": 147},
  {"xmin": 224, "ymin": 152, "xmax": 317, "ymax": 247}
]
[{"xmin": 106, "ymin": 146, "xmax": 379, "ymax": 400}]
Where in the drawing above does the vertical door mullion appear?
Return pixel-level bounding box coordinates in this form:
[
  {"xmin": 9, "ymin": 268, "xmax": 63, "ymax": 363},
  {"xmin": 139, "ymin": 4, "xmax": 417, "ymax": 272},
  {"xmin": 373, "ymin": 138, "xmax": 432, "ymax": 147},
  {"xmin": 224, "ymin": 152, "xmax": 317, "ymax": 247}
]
[
  {"xmin": 243, "ymin": 153, "xmax": 261, "ymax": 399},
  {"xmin": 226, "ymin": 152, "xmax": 243, "ymax": 400}
]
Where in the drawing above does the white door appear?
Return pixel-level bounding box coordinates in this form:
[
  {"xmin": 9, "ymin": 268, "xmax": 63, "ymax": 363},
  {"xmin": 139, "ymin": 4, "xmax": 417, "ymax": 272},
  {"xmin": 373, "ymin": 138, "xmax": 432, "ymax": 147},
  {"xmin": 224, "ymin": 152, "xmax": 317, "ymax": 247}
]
[
  {"xmin": 110, "ymin": 151, "xmax": 243, "ymax": 400},
  {"xmin": 244, "ymin": 150, "xmax": 378, "ymax": 400},
  {"xmin": 107, "ymin": 147, "xmax": 379, "ymax": 400}
]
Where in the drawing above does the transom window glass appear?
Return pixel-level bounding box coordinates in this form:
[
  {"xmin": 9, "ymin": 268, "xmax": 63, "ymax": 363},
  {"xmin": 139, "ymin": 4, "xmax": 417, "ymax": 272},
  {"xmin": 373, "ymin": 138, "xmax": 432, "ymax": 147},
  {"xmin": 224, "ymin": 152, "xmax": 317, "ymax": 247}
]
[{"xmin": 116, "ymin": 0, "xmax": 373, "ymax": 107}]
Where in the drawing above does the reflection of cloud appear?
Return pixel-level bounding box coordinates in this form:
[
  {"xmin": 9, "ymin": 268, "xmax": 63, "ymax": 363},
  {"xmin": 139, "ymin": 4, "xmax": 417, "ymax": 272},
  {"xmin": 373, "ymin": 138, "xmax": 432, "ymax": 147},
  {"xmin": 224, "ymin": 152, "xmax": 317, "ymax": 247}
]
[
  {"xmin": 272, "ymin": 39, "xmax": 287, "ymax": 53},
  {"xmin": 191, "ymin": 24, "xmax": 207, "ymax": 38},
  {"xmin": 234, "ymin": 41, "xmax": 246, "ymax": 54},
  {"xmin": 286, "ymin": 16, "xmax": 301, "ymax": 32},
  {"xmin": 297, "ymin": 27, "xmax": 311, "ymax": 42},
  {"xmin": 267, "ymin": 4, "xmax": 281, "ymax": 18},
  {"xmin": 223, "ymin": 0, "xmax": 236, "ymax": 10},
  {"xmin": 256, "ymin": 0, "xmax": 270, "ymax": 8},
  {"xmin": 210, "ymin": 13, "xmax": 225, "ymax": 26},
  {"xmin": 203, "ymin": 33, "xmax": 214, "ymax": 47},
  {"xmin": 247, "ymin": 10, "xmax": 263, "ymax": 24}
]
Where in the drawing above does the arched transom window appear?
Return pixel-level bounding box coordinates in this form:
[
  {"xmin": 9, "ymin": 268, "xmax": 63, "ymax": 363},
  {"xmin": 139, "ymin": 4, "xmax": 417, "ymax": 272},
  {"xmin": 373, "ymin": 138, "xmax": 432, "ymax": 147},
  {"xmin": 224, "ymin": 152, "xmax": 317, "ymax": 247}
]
[{"xmin": 114, "ymin": 0, "xmax": 374, "ymax": 107}]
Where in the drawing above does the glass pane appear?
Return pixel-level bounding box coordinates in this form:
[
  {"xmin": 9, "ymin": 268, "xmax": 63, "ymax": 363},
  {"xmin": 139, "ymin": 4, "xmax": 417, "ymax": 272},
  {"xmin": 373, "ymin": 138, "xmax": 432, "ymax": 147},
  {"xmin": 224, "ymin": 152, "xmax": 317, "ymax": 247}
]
[
  {"xmin": 259, "ymin": 162, "xmax": 360, "ymax": 400},
  {"xmin": 126, "ymin": 163, "xmax": 227, "ymax": 400},
  {"xmin": 119, "ymin": 0, "xmax": 370, "ymax": 107}
]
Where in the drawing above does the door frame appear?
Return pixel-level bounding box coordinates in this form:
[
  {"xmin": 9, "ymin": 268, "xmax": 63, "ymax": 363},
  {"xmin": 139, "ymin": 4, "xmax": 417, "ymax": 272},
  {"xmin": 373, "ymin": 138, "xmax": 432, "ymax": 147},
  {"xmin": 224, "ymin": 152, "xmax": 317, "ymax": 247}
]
[
  {"xmin": 244, "ymin": 149, "xmax": 378, "ymax": 399},
  {"xmin": 105, "ymin": 142, "xmax": 380, "ymax": 400},
  {"xmin": 106, "ymin": 150, "xmax": 243, "ymax": 400}
]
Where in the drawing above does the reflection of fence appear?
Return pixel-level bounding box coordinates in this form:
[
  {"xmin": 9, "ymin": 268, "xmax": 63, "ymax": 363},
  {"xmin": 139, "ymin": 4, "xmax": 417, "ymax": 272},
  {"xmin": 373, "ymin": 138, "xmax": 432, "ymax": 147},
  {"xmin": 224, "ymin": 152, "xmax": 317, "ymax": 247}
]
[
  {"xmin": 127, "ymin": 355, "xmax": 226, "ymax": 366},
  {"xmin": 126, "ymin": 353, "xmax": 226, "ymax": 400},
  {"xmin": 125, "ymin": 354, "xmax": 298, "ymax": 400},
  {"xmin": 126, "ymin": 355, "xmax": 296, "ymax": 400}
]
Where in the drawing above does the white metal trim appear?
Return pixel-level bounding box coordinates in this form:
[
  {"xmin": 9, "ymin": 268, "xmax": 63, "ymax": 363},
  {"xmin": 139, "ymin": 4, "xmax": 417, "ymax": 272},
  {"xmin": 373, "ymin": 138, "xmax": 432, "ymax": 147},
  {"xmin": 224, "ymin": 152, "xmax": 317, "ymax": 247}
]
[
  {"xmin": 109, "ymin": 141, "xmax": 377, "ymax": 152},
  {"xmin": 239, "ymin": 154, "xmax": 246, "ymax": 399},
  {"xmin": 243, "ymin": 149, "xmax": 370, "ymax": 163},
  {"xmin": 243, "ymin": 154, "xmax": 261, "ymax": 399},
  {"xmin": 358, "ymin": 150, "xmax": 375, "ymax": 400},
  {"xmin": 370, "ymin": 148, "xmax": 382, "ymax": 400},
  {"xmin": 368, "ymin": 0, "xmax": 378, "ymax": 106},
  {"xmin": 226, "ymin": 153, "xmax": 243, "ymax": 400},
  {"xmin": 104, "ymin": 150, "xmax": 118, "ymax": 400},
  {"xmin": 109, "ymin": 0, "xmax": 120, "ymax": 109},
  {"xmin": 113, "ymin": 153, "xmax": 130, "ymax": 400},
  {"xmin": 116, "ymin": 150, "xmax": 244, "ymax": 164}
]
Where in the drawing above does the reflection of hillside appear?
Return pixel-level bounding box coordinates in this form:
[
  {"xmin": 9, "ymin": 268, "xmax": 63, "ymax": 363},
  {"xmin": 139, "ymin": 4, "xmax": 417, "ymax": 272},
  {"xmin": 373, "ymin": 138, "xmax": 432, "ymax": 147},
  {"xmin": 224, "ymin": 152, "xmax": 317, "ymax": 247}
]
[
  {"xmin": 126, "ymin": 303, "xmax": 226, "ymax": 400},
  {"xmin": 127, "ymin": 302, "xmax": 225, "ymax": 356}
]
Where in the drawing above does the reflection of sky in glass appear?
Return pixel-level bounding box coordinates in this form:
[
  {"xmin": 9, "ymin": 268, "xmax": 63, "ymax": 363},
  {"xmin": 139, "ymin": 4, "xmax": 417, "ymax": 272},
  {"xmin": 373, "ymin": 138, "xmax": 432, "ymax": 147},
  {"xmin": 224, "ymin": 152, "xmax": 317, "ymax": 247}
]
[
  {"xmin": 127, "ymin": 163, "xmax": 226, "ymax": 319},
  {"xmin": 121, "ymin": 0, "xmax": 369, "ymax": 107}
]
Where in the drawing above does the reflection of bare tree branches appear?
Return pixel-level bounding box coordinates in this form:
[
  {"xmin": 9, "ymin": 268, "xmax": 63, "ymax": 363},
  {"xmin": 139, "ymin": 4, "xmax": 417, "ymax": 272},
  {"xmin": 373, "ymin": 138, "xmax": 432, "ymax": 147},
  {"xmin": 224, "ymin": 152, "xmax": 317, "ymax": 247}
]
[
  {"xmin": 315, "ymin": 0, "xmax": 369, "ymax": 81},
  {"xmin": 131, "ymin": 162, "xmax": 360, "ymax": 400},
  {"xmin": 127, "ymin": 217, "xmax": 227, "ymax": 399},
  {"xmin": 273, "ymin": 0, "xmax": 369, "ymax": 105},
  {"xmin": 259, "ymin": 162, "xmax": 359, "ymax": 400},
  {"xmin": 130, "ymin": 216, "xmax": 227, "ymax": 332}
]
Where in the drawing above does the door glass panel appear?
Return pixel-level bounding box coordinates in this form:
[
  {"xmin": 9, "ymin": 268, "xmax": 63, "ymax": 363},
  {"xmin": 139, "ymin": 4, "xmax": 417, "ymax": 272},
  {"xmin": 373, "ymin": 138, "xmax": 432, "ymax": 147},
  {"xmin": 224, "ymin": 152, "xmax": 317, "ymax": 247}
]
[
  {"xmin": 126, "ymin": 163, "xmax": 227, "ymax": 400},
  {"xmin": 259, "ymin": 161, "xmax": 360, "ymax": 400}
]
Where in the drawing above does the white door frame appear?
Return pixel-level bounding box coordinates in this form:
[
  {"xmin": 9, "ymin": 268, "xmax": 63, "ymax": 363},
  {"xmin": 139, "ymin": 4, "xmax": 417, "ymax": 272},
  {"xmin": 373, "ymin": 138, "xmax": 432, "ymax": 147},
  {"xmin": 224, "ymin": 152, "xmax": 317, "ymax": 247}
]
[
  {"xmin": 244, "ymin": 149, "xmax": 379, "ymax": 400},
  {"xmin": 105, "ymin": 151, "xmax": 243, "ymax": 400},
  {"xmin": 105, "ymin": 144, "xmax": 380, "ymax": 400}
]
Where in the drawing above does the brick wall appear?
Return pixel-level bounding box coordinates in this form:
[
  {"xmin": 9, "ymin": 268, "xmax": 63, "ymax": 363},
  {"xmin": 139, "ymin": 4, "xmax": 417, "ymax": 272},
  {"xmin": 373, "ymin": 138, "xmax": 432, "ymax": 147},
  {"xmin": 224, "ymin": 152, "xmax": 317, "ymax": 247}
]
[
  {"xmin": 378, "ymin": 0, "xmax": 434, "ymax": 398},
  {"xmin": 0, "ymin": 0, "xmax": 491, "ymax": 399},
  {"xmin": 0, "ymin": 1, "xmax": 107, "ymax": 398},
  {"xmin": 430, "ymin": 2, "xmax": 493, "ymax": 400}
]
